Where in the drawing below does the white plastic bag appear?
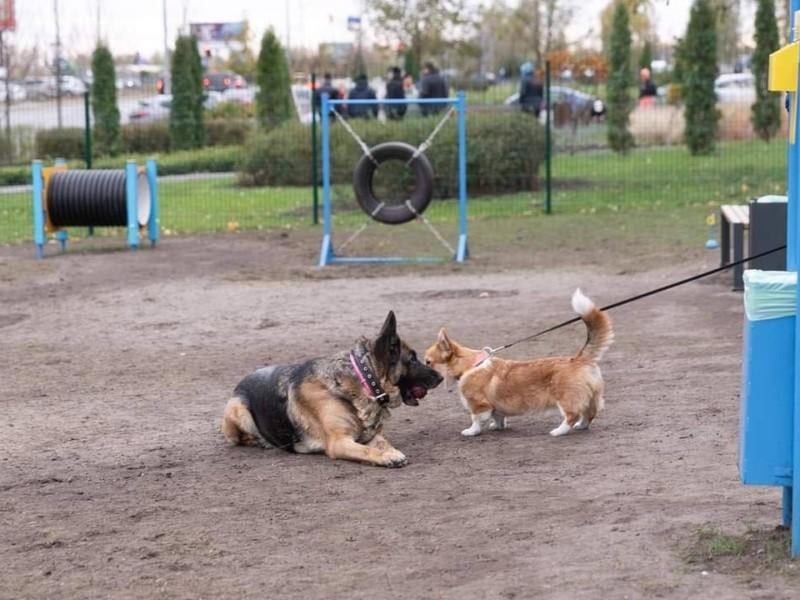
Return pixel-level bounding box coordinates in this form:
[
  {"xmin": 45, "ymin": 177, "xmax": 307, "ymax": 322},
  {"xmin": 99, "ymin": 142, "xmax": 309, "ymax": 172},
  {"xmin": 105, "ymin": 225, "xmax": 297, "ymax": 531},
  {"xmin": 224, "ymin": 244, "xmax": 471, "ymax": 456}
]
[{"xmin": 743, "ymin": 270, "xmax": 797, "ymax": 321}]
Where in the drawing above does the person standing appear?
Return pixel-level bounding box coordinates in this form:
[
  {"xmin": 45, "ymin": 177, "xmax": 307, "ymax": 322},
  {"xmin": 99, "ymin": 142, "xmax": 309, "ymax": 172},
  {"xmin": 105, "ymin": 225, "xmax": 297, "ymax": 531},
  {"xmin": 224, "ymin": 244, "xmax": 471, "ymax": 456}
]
[
  {"xmin": 419, "ymin": 61, "xmax": 449, "ymax": 116},
  {"xmin": 638, "ymin": 67, "xmax": 657, "ymax": 107},
  {"xmin": 385, "ymin": 66, "xmax": 407, "ymax": 120},
  {"xmin": 347, "ymin": 74, "xmax": 378, "ymax": 119},
  {"xmin": 518, "ymin": 61, "xmax": 543, "ymax": 117},
  {"xmin": 314, "ymin": 73, "xmax": 341, "ymax": 116}
]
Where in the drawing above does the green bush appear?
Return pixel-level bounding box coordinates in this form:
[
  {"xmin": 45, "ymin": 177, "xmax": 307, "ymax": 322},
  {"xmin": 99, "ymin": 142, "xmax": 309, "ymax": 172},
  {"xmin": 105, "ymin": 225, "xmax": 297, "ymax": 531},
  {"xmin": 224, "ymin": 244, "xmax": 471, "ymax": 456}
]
[
  {"xmin": 35, "ymin": 128, "xmax": 85, "ymax": 160},
  {"xmin": 208, "ymin": 101, "xmax": 254, "ymax": 120},
  {"xmin": 238, "ymin": 111, "xmax": 545, "ymax": 196},
  {"xmin": 205, "ymin": 119, "xmax": 254, "ymax": 146},
  {"xmin": 122, "ymin": 122, "xmax": 171, "ymax": 153}
]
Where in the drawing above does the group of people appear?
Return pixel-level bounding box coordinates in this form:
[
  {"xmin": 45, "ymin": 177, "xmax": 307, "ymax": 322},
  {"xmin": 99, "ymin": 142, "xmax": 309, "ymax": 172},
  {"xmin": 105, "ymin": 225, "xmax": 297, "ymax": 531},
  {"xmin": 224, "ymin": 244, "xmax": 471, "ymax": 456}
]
[{"xmin": 313, "ymin": 62, "xmax": 450, "ymax": 120}]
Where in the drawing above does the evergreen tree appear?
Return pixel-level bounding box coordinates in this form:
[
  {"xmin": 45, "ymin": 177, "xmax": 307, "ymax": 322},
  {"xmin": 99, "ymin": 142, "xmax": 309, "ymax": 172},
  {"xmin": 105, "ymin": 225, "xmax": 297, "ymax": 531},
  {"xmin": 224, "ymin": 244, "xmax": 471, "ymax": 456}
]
[
  {"xmin": 639, "ymin": 40, "xmax": 653, "ymax": 70},
  {"xmin": 404, "ymin": 48, "xmax": 419, "ymax": 80},
  {"xmin": 607, "ymin": 1, "xmax": 635, "ymax": 154},
  {"xmin": 186, "ymin": 35, "xmax": 205, "ymax": 147},
  {"xmin": 91, "ymin": 44, "xmax": 121, "ymax": 156},
  {"xmin": 169, "ymin": 35, "xmax": 205, "ymax": 150},
  {"xmin": 683, "ymin": 0, "xmax": 720, "ymax": 155},
  {"xmin": 751, "ymin": 0, "xmax": 781, "ymax": 141},
  {"xmin": 255, "ymin": 30, "xmax": 293, "ymax": 130}
]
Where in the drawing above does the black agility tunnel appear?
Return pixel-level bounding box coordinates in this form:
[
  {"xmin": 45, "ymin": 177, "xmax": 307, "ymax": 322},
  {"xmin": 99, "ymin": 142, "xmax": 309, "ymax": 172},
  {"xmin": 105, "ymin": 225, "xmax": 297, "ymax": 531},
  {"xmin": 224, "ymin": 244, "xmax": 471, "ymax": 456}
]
[
  {"xmin": 46, "ymin": 170, "xmax": 151, "ymax": 228},
  {"xmin": 352, "ymin": 142, "xmax": 434, "ymax": 225}
]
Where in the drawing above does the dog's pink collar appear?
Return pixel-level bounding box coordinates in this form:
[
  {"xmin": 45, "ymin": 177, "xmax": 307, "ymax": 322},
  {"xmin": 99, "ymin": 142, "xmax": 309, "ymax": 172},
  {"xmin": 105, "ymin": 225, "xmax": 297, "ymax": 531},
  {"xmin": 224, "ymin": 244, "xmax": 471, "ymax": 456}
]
[{"xmin": 350, "ymin": 350, "xmax": 387, "ymax": 403}]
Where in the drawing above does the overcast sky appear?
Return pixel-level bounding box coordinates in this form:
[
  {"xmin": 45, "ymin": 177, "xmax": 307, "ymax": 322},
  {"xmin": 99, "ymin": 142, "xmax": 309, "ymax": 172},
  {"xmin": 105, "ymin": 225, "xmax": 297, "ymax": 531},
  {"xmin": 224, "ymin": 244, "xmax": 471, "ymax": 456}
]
[{"xmin": 12, "ymin": 0, "xmax": 748, "ymax": 59}]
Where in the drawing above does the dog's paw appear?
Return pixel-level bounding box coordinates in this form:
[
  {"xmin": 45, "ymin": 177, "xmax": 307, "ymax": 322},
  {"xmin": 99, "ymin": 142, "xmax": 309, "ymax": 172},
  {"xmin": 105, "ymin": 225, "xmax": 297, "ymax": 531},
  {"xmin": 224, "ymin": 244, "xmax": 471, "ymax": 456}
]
[
  {"xmin": 380, "ymin": 449, "xmax": 408, "ymax": 468},
  {"xmin": 461, "ymin": 427, "xmax": 481, "ymax": 437},
  {"xmin": 489, "ymin": 419, "xmax": 508, "ymax": 431}
]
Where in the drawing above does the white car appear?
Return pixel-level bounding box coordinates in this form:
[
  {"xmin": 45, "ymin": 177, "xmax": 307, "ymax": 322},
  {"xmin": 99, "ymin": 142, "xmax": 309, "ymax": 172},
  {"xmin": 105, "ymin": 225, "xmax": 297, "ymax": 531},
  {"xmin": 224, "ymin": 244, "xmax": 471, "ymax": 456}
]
[
  {"xmin": 129, "ymin": 95, "xmax": 173, "ymax": 123},
  {"xmin": 59, "ymin": 75, "xmax": 87, "ymax": 96},
  {"xmin": 128, "ymin": 93, "xmax": 225, "ymax": 123},
  {"xmin": 0, "ymin": 82, "xmax": 26, "ymax": 102},
  {"xmin": 714, "ymin": 73, "xmax": 755, "ymax": 104}
]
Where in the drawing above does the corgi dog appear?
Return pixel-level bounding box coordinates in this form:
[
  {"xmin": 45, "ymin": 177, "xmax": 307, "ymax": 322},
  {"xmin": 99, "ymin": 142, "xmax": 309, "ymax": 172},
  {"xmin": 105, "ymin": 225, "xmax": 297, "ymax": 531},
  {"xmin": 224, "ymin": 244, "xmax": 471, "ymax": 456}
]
[{"xmin": 424, "ymin": 289, "xmax": 613, "ymax": 437}]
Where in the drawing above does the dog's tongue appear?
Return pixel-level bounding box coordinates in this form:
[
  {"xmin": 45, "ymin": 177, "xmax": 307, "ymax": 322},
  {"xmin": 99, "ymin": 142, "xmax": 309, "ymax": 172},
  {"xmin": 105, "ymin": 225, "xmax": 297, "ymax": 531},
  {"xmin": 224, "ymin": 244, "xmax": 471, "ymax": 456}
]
[{"xmin": 411, "ymin": 385, "xmax": 428, "ymax": 399}]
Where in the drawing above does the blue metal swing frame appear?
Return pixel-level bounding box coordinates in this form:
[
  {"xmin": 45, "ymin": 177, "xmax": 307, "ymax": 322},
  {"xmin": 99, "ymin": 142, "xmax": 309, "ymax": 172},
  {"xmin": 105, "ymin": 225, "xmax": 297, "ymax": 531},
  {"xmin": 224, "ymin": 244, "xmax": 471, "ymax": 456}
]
[{"xmin": 318, "ymin": 92, "xmax": 469, "ymax": 266}]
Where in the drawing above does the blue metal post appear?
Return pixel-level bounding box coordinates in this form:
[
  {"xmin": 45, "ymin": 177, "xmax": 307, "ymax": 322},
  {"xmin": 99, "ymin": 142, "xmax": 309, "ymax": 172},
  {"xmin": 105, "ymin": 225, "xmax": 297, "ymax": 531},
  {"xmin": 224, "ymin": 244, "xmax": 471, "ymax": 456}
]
[
  {"xmin": 319, "ymin": 93, "xmax": 333, "ymax": 266},
  {"xmin": 32, "ymin": 161, "xmax": 45, "ymax": 259},
  {"xmin": 146, "ymin": 159, "xmax": 159, "ymax": 247},
  {"xmin": 791, "ymin": 0, "xmax": 800, "ymax": 557},
  {"xmin": 456, "ymin": 91, "xmax": 468, "ymax": 262},
  {"xmin": 125, "ymin": 161, "xmax": 140, "ymax": 249}
]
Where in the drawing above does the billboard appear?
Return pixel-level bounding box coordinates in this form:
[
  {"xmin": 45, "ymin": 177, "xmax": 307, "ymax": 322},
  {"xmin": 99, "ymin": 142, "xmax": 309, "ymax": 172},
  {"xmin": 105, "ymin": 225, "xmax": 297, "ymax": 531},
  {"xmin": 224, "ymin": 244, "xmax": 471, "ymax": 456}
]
[
  {"xmin": 189, "ymin": 22, "xmax": 245, "ymax": 43},
  {"xmin": 0, "ymin": 0, "xmax": 15, "ymax": 31}
]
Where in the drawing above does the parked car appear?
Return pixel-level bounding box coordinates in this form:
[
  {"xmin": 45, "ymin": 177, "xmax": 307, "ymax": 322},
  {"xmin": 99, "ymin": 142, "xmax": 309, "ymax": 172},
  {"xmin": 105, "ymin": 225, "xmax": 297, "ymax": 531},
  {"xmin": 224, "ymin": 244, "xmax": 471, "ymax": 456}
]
[
  {"xmin": 504, "ymin": 86, "xmax": 606, "ymax": 119},
  {"xmin": 128, "ymin": 95, "xmax": 173, "ymax": 123},
  {"xmin": 59, "ymin": 75, "xmax": 87, "ymax": 96},
  {"xmin": 714, "ymin": 72, "xmax": 755, "ymax": 104},
  {"xmin": 0, "ymin": 82, "xmax": 26, "ymax": 102},
  {"xmin": 128, "ymin": 93, "xmax": 223, "ymax": 123},
  {"xmin": 221, "ymin": 86, "xmax": 257, "ymax": 105},
  {"xmin": 203, "ymin": 72, "xmax": 246, "ymax": 93},
  {"xmin": 23, "ymin": 77, "xmax": 54, "ymax": 100}
]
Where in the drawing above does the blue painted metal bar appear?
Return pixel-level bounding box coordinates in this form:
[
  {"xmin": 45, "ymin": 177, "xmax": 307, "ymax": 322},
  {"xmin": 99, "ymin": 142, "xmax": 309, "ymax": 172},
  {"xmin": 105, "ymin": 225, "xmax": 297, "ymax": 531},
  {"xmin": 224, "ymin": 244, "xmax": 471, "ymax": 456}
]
[
  {"xmin": 784, "ymin": 486, "xmax": 793, "ymax": 528},
  {"xmin": 792, "ymin": 0, "xmax": 800, "ymax": 558},
  {"xmin": 326, "ymin": 97, "xmax": 457, "ymax": 106},
  {"xmin": 319, "ymin": 93, "xmax": 334, "ymax": 266},
  {"xmin": 329, "ymin": 256, "xmax": 446, "ymax": 264},
  {"xmin": 456, "ymin": 91, "xmax": 468, "ymax": 262},
  {"xmin": 125, "ymin": 161, "xmax": 139, "ymax": 249},
  {"xmin": 146, "ymin": 159, "xmax": 159, "ymax": 246},
  {"xmin": 32, "ymin": 160, "xmax": 45, "ymax": 259}
]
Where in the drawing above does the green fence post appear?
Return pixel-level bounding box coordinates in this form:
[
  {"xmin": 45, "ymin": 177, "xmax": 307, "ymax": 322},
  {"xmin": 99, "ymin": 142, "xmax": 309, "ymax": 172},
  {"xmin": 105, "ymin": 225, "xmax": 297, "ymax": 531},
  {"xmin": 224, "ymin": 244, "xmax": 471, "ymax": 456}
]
[
  {"xmin": 544, "ymin": 61, "xmax": 552, "ymax": 215},
  {"xmin": 311, "ymin": 72, "xmax": 319, "ymax": 225},
  {"xmin": 83, "ymin": 90, "xmax": 92, "ymax": 170}
]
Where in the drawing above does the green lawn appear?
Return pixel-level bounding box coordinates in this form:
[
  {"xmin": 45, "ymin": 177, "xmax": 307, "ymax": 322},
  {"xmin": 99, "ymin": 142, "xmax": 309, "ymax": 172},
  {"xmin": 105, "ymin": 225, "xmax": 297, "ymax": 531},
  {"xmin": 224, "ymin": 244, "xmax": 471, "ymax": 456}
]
[{"xmin": 0, "ymin": 139, "xmax": 787, "ymax": 247}]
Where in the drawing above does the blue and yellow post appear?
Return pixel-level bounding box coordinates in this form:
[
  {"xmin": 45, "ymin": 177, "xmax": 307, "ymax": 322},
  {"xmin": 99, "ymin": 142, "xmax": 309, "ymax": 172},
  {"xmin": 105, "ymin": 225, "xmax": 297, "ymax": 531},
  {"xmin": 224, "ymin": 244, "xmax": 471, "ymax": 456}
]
[{"xmin": 742, "ymin": 0, "xmax": 800, "ymax": 557}]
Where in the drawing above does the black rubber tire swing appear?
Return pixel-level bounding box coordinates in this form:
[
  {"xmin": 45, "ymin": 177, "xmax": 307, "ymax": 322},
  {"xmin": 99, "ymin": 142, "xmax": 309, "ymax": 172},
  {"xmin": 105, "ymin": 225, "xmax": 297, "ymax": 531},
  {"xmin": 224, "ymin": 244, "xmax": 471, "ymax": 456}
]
[{"xmin": 352, "ymin": 142, "xmax": 434, "ymax": 225}]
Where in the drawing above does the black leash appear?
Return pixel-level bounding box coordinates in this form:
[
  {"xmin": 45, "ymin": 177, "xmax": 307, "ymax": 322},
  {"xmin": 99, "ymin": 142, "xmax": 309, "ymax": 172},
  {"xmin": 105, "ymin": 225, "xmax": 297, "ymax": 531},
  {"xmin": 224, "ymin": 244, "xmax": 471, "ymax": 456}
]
[{"xmin": 490, "ymin": 244, "xmax": 787, "ymax": 354}]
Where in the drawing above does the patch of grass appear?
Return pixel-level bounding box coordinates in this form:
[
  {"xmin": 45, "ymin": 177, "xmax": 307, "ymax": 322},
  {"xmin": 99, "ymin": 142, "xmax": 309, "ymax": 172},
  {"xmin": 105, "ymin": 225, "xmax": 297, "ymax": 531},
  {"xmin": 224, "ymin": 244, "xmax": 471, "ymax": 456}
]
[
  {"xmin": 0, "ymin": 138, "xmax": 787, "ymax": 247},
  {"xmin": 696, "ymin": 526, "xmax": 746, "ymax": 558},
  {"xmin": 683, "ymin": 523, "xmax": 798, "ymax": 581}
]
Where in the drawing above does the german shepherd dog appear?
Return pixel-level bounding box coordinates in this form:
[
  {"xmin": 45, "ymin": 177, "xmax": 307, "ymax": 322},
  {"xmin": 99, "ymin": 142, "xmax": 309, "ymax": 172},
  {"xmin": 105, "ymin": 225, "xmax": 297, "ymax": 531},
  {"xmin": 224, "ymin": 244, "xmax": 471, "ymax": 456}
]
[
  {"xmin": 424, "ymin": 289, "xmax": 613, "ymax": 437},
  {"xmin": 221, "ymin": 312, "xmax": 443, "ymax": 467}
]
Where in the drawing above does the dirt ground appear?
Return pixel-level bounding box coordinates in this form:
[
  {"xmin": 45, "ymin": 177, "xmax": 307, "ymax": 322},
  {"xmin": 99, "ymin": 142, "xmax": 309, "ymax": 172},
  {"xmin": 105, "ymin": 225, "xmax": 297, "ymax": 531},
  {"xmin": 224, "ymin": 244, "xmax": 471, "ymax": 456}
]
[{"xmin": 2, "ymin": 229, "xmax": 799, "ymax": 599}]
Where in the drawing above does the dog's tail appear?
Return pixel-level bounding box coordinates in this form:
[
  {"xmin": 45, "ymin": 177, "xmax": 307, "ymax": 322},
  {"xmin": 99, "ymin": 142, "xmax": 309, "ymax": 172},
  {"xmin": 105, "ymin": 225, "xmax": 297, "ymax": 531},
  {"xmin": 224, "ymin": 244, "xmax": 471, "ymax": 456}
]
[{"xmin": 571, "ymin": 288, "xmax": 614, "ymax": 362}]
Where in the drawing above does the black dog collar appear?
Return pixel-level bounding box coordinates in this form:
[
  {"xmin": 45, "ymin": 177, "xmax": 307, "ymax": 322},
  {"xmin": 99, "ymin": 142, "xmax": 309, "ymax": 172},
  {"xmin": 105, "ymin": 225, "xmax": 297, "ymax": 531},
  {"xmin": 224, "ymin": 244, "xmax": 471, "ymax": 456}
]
[{"xmin": 349, "ymin": 346, "xmax": 388, "ymax": 405}]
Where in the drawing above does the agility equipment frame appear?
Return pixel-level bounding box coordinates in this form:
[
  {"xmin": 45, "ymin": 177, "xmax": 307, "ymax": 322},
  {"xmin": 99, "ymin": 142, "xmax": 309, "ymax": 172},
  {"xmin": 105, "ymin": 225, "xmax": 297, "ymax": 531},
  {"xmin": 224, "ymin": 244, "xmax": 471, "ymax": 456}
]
[{"xmin": 318, "ymin": 92, "xmax": 469, "ymax": 266}]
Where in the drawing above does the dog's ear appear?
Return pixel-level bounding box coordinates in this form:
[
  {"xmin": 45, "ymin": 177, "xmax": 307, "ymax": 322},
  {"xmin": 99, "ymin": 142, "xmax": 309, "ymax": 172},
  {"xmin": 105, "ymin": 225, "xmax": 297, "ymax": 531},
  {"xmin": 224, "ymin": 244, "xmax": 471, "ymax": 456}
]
[
  {"xmin": 374, "ymin": 311, "xmax": 400, "ymax": 375},
  {"xmin": 437, "ymin": 327, "xmax": 452, "ymax": 353}
]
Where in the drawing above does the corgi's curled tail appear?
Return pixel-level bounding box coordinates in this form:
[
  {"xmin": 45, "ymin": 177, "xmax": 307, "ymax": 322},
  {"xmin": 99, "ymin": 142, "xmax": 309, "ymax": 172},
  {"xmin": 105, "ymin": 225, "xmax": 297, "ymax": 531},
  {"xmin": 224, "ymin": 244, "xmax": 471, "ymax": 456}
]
[{"xmin": 571, "ymin": 288, "xmax": 614, "ymax": 361}]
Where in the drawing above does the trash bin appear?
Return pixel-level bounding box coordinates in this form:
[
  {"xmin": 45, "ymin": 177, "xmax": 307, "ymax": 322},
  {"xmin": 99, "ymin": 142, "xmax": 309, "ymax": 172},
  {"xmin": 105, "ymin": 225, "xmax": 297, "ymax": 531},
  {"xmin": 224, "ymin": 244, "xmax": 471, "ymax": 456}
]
[
  {"xmin": 749, "ymin": 196, "xmax": 787, "ymax": 272},
  {"xmin": 740, "ymin": 270, "xmax": 796, "ymax": 486}
]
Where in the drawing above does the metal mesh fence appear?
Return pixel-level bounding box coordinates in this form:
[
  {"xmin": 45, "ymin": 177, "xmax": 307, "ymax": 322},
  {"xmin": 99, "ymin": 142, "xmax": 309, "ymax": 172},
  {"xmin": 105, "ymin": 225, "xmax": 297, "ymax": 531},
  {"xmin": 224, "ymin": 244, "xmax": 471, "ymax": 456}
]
[{"xmin": 0, "ymin": 74, "xmax": 789, "ymax": 254}]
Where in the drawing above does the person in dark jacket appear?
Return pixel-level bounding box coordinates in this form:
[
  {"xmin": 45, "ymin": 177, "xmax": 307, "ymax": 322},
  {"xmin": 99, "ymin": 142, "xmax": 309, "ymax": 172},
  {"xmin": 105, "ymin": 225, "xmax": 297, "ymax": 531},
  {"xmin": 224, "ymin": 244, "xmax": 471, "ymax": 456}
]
[
  {"xmin": 313, "ymin": 73, "xmax": 341, "ymax": 117},
  {"xmin": 347, "ymin": 74, "xmax": 378, "ymax": 119},
  {"xmin": 518, "ymin": 61, "xmax": 543, "ymax": 117},
  {"xmin": 385, "ymin": 67, "xmax": 406, "ymax": 120},
  {"xmin": 419, "ymin": 62, "xmax": 449, "ymax": 116}
]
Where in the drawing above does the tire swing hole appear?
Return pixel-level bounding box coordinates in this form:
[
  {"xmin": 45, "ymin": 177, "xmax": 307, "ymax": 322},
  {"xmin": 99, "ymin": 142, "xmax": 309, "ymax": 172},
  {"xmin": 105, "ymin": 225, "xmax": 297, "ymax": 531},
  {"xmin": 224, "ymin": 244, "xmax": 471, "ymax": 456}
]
[{"xmin": 353, "ymin": 142, "xmax": 434, "ymax": 225}]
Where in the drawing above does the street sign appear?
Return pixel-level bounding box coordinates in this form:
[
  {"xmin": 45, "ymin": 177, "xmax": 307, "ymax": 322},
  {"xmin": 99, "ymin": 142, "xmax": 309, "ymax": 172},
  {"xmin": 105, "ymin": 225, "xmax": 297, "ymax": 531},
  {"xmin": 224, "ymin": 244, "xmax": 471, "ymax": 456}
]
[{"xmin": 0, "ymin": 0, "xmax": 15, "ymax": 31}]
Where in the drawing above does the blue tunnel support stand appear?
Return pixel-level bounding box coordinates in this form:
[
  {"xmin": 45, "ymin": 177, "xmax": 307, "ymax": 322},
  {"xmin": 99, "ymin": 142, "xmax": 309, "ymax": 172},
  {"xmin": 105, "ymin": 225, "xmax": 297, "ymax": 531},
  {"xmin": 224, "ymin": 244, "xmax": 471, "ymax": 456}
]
[{"xmin": 318, "ymin": 92, "xmax": 469, "ymax": 267}]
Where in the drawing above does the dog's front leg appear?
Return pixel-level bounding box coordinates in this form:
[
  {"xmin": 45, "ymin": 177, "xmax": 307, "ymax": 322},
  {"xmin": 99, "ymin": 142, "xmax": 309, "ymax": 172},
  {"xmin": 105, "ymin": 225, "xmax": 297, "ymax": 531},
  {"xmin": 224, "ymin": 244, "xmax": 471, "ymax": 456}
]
[
  {"xmin": 462, "ymin": 410, "xmax": 492, "ymax": 437},
  {"xmin": 326, "ymin": 436, "xmax": 407, "ymax": 468}
]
